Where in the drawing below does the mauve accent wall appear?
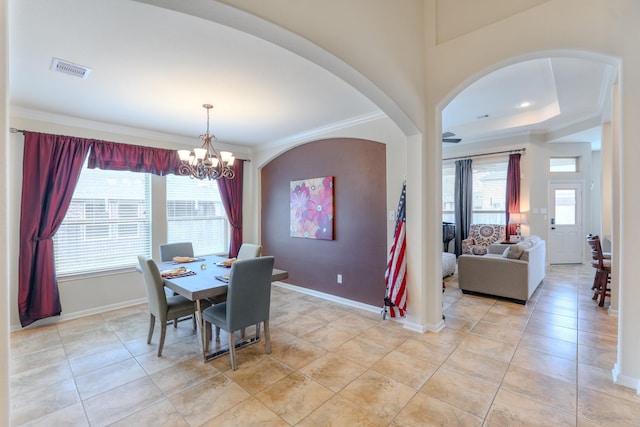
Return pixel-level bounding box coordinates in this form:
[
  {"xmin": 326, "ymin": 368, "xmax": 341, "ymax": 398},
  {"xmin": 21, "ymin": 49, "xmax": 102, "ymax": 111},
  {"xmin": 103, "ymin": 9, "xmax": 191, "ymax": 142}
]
[{"xmin": 261, "ymin": 138, "xmax": 387, "ymax": 306}]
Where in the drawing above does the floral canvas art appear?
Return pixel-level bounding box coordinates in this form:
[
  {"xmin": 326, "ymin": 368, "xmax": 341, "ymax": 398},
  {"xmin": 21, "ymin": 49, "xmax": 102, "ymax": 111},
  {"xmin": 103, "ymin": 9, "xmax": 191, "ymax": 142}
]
[{"xmin": 290, "ymin": 176, "xmax": 334, "ymax": 240}]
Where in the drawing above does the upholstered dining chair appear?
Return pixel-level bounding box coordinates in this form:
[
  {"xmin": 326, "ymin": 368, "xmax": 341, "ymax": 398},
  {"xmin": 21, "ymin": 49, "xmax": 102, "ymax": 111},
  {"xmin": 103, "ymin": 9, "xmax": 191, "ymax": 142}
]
[
  {"xmin": 137, "ymin": 255, "xmax": 197, "ymax": 356},
  {"xmin": 236, "ymin": 243, "xmax": 262, "ymax": 260},
  {"xmin": 202, "ymin": 256, "xmax": 275, "ymax": 370},
  {"xmin": 159, "ymin": 242, "xmax": 196, "ymax": 323},
  {"xmin": 159, "ymin": 242, "xmax": 194, "ymax": 262}
]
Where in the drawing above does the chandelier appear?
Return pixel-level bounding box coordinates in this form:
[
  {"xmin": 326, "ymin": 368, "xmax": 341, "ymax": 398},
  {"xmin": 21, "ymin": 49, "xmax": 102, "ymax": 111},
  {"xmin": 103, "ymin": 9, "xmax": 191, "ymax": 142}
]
[{"xmin": 177, "ymin": 104, "xmax": 235, "ymax": 180}]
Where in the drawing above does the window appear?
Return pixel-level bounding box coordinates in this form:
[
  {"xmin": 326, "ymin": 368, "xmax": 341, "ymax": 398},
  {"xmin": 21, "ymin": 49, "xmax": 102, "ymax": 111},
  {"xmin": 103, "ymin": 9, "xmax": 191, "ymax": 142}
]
[
  {"xmin": 442, "ymin": 163, "xmax": 455, "ymax": 223},
  {"xmin": 554, "ymin": 188, "xmax": 577, "ymax": 225},
  {"xmin": 550, "ymin": 157, "xmax": 578, "ymax": 172},
  {"xmin": 54, "ymin": 164, "xmax": 152, "ymax": 275},
  {"xmin": 166, "ymin": 175, "xmax": 230, "ymax": 256},
  {"xmin": 442, "ymin": 159, "xmax": 508, "ymax": 224},
  {"xmin": 472, "ymin": 160, "xmax": 507, "ymax": 224}
]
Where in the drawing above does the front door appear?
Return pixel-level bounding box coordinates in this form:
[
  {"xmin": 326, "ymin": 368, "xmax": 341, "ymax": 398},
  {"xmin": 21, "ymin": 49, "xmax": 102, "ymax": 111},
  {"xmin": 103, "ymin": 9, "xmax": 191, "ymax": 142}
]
[{"xmin": 548, "ymin": 182, "xmax": 583, "ymax": 264}]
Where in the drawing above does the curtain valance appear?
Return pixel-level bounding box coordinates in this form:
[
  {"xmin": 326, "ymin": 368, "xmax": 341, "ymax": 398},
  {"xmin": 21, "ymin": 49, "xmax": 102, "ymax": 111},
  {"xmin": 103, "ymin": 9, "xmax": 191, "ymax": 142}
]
[{"xmin": 88, "ymin": 140, "xmax": 180, "ymax": 175}]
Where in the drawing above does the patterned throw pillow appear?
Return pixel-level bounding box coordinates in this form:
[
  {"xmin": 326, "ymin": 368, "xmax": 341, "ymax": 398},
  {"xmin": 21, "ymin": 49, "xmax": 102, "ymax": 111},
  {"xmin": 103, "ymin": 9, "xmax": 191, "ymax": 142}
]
[{"xmin": 472, "ymin": 246, "xmax": 488, "ymax": 255}]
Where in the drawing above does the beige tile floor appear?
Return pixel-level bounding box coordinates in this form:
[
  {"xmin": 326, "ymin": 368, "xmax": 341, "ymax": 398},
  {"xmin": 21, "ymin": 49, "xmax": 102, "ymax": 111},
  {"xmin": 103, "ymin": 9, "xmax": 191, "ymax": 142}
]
[{"xmin": 10, "ymin": 264, "xmax": 640, "ymax": 426}]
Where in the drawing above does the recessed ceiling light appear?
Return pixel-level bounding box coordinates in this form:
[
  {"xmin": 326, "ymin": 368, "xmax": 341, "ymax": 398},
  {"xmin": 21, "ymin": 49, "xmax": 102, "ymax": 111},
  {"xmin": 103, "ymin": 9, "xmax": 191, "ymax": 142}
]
[{"xmin": 518, "ymin": 101, "xmax": 533, "ymax": 108}]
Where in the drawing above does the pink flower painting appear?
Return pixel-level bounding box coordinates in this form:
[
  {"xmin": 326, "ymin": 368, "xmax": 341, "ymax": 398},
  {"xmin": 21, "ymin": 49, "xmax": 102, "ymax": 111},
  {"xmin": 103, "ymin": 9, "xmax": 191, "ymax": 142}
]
[{"xmin": 290, "ymin": 176, "xmax": 334, "ymax": 240}]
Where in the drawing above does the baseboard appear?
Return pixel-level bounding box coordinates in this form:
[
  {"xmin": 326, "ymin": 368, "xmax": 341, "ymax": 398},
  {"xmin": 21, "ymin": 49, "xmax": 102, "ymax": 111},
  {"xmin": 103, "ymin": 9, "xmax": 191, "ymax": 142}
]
[
  {"xmin": 403, "ymin": 318, "xmax": 445, "ymax": 333},
  {"xmin": 612, "ymin": 363, "xmax": 640, "ymax": 394},
  {"xmin": 273, "ymin": 281, "xmax": 383, "ymax": 317},
  {"xmin": 273, "ymin": 281, "xmax": 444, "ymax": 333},
  {"xmin": 10, "ymin": 297, "xmax": 148, "ymax": 332}
]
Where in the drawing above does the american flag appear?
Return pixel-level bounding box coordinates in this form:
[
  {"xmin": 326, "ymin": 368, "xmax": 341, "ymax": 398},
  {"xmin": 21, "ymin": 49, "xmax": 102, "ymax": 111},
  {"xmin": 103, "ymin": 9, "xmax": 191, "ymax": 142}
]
[{"xmin": 384, "ymin": 182, "xmax": 406, "ymax": 318}]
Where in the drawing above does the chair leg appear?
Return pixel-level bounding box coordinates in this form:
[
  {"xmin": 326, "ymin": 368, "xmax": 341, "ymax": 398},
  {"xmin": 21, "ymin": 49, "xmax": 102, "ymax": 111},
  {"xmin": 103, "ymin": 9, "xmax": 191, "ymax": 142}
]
[
  {"xmin": 147, "ymin": 314, "xmax": 156, "ymax": 344},
  {"xmin": 216, "ymin": 326, "xmax": 220, "ymax": 340},
  {"xmin": 158, "ymin": 322, "xmax": 167, "ymax": 357},
  {"xmin": 192, "ymin": 314, "xmax": 197, "ymax": 330},
  {"xmin": 599, "ymin": 271, "xmax": 611, "ymax": 307},
  {"xmin": 264, "ymin": 320, "xmax": 271, "ymax": 354},
  {"xmin": 592, "ymin": 271, "xmax": 604, "ymax": 300},
  {"xmin": 229, "ymin": 332, "xmax": 237, "ymax": 370},
  {"xmin": 174, "ymin": 319, "xmax": 178, "ymax": 328}
]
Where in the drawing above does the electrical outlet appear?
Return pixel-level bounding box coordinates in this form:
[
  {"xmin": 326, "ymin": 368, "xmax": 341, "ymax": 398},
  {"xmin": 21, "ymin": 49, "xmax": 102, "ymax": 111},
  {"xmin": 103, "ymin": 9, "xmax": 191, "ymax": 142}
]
[{"xmin": 337, "ymin": 274, "xmax": 343, "ymax": 284}]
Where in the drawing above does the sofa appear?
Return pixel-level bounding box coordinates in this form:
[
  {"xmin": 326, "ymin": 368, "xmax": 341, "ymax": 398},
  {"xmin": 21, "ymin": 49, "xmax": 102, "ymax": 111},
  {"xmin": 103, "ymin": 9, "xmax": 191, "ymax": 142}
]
[
  {"xmin": 461, "ymin": 224, "xmax": 506, "ymax": 255},
  {"xmin": 457, "ymin": 236, "xmax": 546, "ymax": 304}
]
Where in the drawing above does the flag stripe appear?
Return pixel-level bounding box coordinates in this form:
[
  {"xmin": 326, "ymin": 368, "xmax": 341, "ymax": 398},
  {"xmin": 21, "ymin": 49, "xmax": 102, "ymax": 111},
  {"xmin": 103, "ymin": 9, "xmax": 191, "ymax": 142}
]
[{"xmin": 385, "ymin": 182, "xmax": 407, "ymax": 318}]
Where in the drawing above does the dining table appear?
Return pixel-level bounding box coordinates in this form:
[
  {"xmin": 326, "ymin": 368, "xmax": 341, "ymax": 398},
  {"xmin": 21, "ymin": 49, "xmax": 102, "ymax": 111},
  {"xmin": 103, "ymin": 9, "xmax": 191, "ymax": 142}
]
[{"xmin": 153, "ymin": 254, "xmax": 288, "ymax": 361}]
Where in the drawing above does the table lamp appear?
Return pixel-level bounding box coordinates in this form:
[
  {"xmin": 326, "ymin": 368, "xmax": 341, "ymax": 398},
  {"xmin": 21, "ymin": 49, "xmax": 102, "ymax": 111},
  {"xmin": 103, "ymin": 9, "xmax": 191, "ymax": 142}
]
[{"xmin": 508, "ymin": 213, "xmax": 528, "ymax": 241}]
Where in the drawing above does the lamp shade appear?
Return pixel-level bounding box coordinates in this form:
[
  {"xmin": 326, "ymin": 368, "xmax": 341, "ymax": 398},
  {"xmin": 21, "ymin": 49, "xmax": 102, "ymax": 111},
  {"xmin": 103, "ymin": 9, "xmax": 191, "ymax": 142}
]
[{"xmin": 509, "ymin": 213, "xmax": 528, "ymax": 224}]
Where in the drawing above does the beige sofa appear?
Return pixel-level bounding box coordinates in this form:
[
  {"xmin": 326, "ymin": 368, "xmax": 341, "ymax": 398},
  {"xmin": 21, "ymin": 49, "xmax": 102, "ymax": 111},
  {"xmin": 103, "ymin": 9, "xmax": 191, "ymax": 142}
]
[{"xmin": 457, "ymin": 236, "xmax": 546, "ymax": 304}]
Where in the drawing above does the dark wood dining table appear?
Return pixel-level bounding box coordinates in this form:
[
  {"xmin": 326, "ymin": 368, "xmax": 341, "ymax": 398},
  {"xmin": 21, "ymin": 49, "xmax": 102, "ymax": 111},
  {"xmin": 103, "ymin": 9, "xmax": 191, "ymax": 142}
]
[{"xmin": 155, "ymin": 255, "xmax": 289, "ymax": 360}]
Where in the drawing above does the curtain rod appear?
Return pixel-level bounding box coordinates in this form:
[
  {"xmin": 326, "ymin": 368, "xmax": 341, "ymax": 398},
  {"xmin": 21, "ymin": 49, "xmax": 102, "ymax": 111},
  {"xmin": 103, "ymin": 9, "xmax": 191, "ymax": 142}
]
[
  {"xmin": 443, "ymin": 147, "xmax": 526, "ymax": 161},
  {"xmin": 9, "ymin": 127, "xmax": 251, "ymax": 162}
]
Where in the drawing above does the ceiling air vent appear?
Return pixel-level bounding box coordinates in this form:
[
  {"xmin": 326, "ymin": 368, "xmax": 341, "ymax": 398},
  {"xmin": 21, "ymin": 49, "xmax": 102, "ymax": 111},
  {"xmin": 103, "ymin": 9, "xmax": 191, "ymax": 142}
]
[{"xmin": 50, "ymin": 58, "xmax": 92, "ymax": 79}]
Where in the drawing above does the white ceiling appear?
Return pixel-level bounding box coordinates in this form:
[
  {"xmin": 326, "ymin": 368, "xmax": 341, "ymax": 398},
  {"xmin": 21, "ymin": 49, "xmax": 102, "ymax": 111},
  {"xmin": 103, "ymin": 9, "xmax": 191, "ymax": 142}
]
[
  {"xmin": 9, "ymin": 0, "xmax": 616, "ymax": 151},
  {"xmin": 442, "ymin": 57, "xmax": 616, "ymax": 150}
]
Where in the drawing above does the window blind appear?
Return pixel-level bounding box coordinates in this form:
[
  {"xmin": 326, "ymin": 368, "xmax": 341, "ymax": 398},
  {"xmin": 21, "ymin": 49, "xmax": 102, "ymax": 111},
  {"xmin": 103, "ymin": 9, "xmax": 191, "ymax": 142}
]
[
  {"xmin": 166, "ymin": 175, "xmax": 230, "ymax": 256},
  {"xmin": 53, "ymin": 163, "xmax": 152, "ymax": 275}
]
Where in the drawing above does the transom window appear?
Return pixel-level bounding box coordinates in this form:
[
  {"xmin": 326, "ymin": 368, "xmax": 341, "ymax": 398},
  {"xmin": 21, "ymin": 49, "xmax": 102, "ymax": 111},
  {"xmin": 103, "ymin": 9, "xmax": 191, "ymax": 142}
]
[{"xmin": 550, "ymin": 157, "xmax": 578, "ymax": 172}]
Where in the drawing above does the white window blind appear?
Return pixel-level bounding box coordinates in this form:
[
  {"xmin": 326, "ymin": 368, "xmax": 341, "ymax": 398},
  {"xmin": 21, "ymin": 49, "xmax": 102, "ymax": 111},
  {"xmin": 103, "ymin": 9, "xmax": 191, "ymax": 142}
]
[
  {"xmin": 472, "ymin": 160, "xmax": 508, "ymax": 224},
  {"xmin": 166, "ymin": 175, "xmax": 230, "ymax": 256},
  {"xmin": 442, "ymin": 163, "xmax": 455, "ymax": 223},
  {"xmin": 441, "ymin": 159, "xmax": 508, "ymax": 224},
  {"xmin": 54, "ymin": 163, "xmax": 152, "ymax": 275}
]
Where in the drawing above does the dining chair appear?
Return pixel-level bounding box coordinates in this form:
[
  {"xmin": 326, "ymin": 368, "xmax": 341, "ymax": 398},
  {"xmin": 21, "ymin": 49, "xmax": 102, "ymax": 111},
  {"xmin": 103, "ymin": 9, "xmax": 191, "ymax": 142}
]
[
  {"xmin": 202, "ymin": 256, "xmax": 275, "ymax": 370},
  {"xmin": 159, "ymin": 242, "xmax": 194, "ymax": 262},
  {"xmin": 137, "ymin": 255, "xmax": 197, "ymax": 356},
  {"xmin": 208, "ymin": 243, "xmax": 263, "ymax": 309},
  {"xmin": 586, "ymin": 235, "xmax": 611, "ymax": 307},
  {"xmin": 236, "ymin": 243, "xmax": 262, "ymax": 260},
  {"xmin": 159, "ymin": 241, "xmax": 196, "ymax": 324}
]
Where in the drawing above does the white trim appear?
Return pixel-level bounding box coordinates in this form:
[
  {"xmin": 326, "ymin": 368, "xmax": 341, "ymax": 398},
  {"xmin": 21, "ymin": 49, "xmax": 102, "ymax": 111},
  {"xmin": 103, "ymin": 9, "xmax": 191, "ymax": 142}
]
[
  {"xmin": 10, "ymin": 106, "xmax": 250, "ymax": 154},
  {"xmin": 403, "ymin": 319, "xmax": 445, "ymax": 334},
  {"xmin": 273, "ymin": 281, "xmax": 382, "ymax": 315},
  {"xmin": 612, "ymin": 363, "xmax": 640, "ymax": 395},
  {"xmin": 267, "ymin": 111, "xmax": 386, "ymax": 148},
  {"xmin": 273, "ymin": 281, "xmax": 444, "ymax": 333},
  {"xmin": 10, "ymin": 297, "xmax": 148, "ymax": 332}
]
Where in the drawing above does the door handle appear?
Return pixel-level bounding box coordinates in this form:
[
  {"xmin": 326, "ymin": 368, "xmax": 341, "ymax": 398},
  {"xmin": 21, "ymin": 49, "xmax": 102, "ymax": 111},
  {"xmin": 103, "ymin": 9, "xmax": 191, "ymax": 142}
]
[{"xmin": 551, "ymin": 227, "xmax": 556, "ymax": 230}]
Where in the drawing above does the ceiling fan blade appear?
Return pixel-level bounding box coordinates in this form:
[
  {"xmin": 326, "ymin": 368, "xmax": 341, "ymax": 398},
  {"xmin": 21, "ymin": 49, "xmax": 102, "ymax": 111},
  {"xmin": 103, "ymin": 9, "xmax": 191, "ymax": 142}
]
[{"xmin": 442, "ymin": 138, "xmax": 462, "ymax": 143}]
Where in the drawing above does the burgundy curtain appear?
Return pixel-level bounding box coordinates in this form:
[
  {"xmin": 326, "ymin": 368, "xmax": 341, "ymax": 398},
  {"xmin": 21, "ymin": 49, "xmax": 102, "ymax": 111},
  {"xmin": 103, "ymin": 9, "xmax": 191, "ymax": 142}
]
[
  {"xmin": 505, "ymin": 153, "xmax": 521, "ymax": 237},
  {"xmin": 89, "ymin": 140, "xmax": 181, "ymax": 175},
  {"xmin": 18, "ymin": 132, "xmax": 94, "ymax": 327},
  {"xmin": 217, "ymin": 160, "xmax": 244, "ymax": 258}
]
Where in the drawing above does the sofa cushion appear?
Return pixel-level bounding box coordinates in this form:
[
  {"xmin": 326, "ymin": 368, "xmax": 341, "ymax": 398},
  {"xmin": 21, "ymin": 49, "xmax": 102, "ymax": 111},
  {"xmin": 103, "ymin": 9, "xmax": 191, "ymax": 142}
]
[{"xmin": 502, "ymin": 244, "xmax": 525, "ymax": 259}]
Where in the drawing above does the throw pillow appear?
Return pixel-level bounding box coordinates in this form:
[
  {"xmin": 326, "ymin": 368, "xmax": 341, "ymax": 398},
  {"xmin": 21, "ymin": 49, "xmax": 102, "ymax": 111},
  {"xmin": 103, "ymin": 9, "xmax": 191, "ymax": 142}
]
[
  {"xmin": 505, "ymin": 244, "xmax": 525, "ymax": 259},
  {"xmin": 472, "ymin": 246, "xmax": 487, "ymax": 255}
]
